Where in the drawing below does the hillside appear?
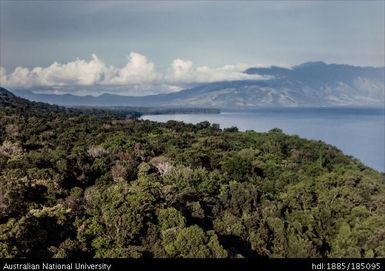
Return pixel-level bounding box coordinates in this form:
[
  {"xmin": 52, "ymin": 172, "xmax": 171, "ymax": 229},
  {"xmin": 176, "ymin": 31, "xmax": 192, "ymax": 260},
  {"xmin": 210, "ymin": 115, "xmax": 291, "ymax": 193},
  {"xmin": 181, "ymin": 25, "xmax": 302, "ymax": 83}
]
[
  {"xmin": 10, "ymin": 62, "xmax": 385, "ymax": 108},
  {"xmin": 0, "ymin": 86, "xmax": 66, "ymax": 114},
  {"xmin": 0, "ymin": 88, "xmax": 385, "ymax": 258}
]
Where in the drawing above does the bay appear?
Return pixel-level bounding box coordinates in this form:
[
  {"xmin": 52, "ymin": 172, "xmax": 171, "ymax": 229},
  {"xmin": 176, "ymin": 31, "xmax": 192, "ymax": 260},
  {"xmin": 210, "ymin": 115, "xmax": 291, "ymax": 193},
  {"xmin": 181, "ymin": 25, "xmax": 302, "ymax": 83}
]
[{"xmin": 142, "ymin": 107, "xmax": 385, "ymax": 172}]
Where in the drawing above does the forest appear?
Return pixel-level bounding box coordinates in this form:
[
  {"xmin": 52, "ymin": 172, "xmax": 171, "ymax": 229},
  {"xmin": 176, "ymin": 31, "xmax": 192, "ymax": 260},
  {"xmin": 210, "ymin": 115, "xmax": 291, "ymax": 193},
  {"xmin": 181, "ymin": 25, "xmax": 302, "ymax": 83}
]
[{"xmin": 0, "ymin": 87, "xmax": 384, "ymax": 258}]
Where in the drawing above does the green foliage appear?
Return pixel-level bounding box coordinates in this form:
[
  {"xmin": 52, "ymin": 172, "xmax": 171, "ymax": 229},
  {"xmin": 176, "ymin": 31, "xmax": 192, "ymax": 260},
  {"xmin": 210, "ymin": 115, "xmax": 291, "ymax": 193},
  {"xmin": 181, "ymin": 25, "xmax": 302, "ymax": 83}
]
[
  {"xmin": 158, "ymin": 208, "xmax": 186, "ymax": 231},
  {"xmin": 162, "ymin": 225, "xmax": 227, "ymax": 258},
  {"xmin": 1, "ymin": 89, "xmax": 384, "ymax": 258}
]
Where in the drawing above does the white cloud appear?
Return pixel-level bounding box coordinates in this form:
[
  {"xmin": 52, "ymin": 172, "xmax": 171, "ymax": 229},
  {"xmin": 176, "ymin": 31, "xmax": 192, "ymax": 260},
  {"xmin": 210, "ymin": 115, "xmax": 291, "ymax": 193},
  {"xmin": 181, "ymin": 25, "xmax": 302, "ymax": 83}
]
[
  {"xmin": 171, "ymin": 59, "xmax": 194, "ymax": 80},
  {"xmin": 0, "ymin": 52, "xmax": 267, "ymax": 95},
  {"xmin": 168, "ymin": 59, "xmax": 264, "ymax": 83},
  {"xmin": 106, "ymin": 52, "xmax": 161, "ymax": 85},
  {"xmin": 1, "ymin": 54, "xmax": 106, "ymax": 87}
]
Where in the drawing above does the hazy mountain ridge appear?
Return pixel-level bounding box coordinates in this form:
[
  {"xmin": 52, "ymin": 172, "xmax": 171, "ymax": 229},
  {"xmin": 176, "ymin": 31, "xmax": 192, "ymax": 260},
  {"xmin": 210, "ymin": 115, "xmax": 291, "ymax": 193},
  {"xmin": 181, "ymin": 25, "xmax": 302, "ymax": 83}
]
[
  {"xmin": 0, "ymin": 87, "xmax": 220, "ymax": 118},
  {"xmin": 6, "ymin": 62, "xmax": 385, "ymax": 108}
]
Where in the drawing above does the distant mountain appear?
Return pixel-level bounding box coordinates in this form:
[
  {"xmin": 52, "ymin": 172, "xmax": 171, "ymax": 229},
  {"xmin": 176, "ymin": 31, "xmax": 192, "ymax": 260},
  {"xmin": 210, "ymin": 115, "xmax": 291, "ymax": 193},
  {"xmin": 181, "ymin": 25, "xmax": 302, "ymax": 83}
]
[
  {"xmin": 7, "ymin": 62, "xmax": 385, "ymax": 108},
  {"xmin": 0, "ymin": 87, "xmax": 219, "ymax": 118}
]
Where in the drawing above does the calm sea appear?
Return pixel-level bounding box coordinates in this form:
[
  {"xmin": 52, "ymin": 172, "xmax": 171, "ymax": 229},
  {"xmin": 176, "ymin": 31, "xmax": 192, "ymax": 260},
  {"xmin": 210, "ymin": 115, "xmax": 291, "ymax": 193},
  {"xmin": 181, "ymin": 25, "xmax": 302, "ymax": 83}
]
[{"xmin": 142, "ymin": 107, "xmax": 385, "ymax": 172}]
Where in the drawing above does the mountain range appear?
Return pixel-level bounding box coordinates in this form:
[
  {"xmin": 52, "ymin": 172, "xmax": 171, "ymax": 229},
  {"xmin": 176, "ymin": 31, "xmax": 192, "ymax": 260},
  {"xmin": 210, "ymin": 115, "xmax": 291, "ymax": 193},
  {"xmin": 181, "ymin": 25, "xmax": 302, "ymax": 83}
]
[{"xmin": 6, "ymin": 61, "xmax": 385, "ymax": 108}]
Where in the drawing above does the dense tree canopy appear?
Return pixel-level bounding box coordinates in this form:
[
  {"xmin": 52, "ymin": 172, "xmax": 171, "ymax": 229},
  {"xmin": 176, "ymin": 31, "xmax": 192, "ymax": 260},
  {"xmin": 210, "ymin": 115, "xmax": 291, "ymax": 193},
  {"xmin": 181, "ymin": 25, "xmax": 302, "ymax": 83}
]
[{"xmin": 0, "ymin": 88, "xmax": 384, "ymax": 258}]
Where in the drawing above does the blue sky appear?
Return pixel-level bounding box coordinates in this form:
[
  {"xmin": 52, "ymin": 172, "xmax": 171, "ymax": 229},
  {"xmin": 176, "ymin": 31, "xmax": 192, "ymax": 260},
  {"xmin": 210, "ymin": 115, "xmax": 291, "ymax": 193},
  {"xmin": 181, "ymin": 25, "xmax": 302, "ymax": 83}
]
[{"xmin": 0, "ymin": 1, "xmax": 384, "ymax": 95}]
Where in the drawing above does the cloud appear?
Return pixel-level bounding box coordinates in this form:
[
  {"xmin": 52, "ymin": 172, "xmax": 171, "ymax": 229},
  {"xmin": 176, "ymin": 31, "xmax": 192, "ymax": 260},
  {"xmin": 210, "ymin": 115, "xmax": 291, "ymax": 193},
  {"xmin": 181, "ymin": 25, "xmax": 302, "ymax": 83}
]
[
  {"xmin": 1, "ymin": 54, "xmax": 106, "ymax": 87},
  {"xmin": 168, "ymin": 59, "xmax": 264, "ymax": 83},
  {"xmin": 171, "ymin": 59, "xmax": 194, "ymax": 80},
  {"xmin": 0, "ymin": 52, "xmax": 267, "ymax": 95},
  {"xmin": 106, "ymin": 52, "xmax": 161, "ymax": 85}
]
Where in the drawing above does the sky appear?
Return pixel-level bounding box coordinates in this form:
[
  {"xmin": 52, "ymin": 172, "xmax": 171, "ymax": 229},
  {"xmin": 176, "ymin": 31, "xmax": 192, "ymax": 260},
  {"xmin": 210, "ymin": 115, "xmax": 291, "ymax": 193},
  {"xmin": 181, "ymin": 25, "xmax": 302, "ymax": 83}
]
[{"xmin": 0, "ymin": 0, "xmax": 384, "ymax": 96}]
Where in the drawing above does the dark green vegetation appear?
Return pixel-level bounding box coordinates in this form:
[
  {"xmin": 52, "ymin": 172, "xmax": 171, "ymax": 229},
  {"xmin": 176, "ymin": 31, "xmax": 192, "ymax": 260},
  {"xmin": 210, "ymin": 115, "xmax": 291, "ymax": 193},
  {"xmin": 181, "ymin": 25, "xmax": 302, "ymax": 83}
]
[
  {"xmin": 1, "ymin": 87, "xmax": 384, "ymax": 258},
  {"xmin": 73, "ymin": 106, "xmax": 220, "ymax": 117}
]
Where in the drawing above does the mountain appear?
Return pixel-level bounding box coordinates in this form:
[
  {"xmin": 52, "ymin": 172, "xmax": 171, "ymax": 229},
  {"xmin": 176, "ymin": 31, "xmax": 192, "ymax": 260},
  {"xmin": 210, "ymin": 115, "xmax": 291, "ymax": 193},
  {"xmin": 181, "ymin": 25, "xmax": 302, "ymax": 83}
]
[
  {"xmin": 0, "ymin": 87, "xmax": 218, "ymax": 118},
  {"xmin": 7, "ymin": 62, "xmax": 385, "ymax": 108}
]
